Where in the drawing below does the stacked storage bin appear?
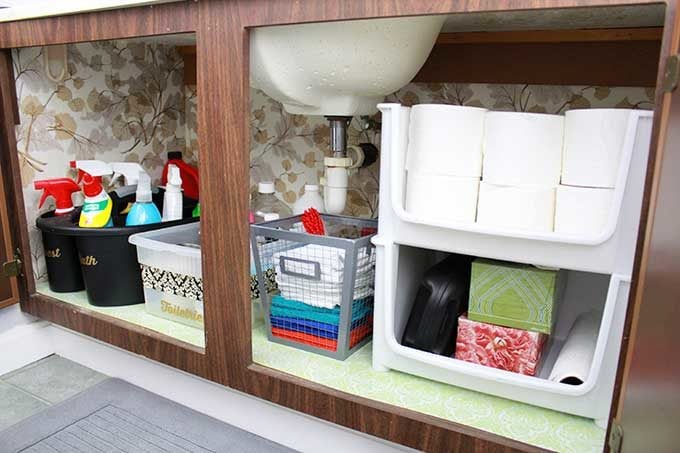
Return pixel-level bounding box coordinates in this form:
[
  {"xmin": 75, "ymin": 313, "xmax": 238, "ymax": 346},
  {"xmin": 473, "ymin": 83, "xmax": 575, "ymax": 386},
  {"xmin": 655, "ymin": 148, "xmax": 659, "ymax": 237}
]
[{"xmin": 251, "ymin": 214, "xmax": 378, "ymax": 360}]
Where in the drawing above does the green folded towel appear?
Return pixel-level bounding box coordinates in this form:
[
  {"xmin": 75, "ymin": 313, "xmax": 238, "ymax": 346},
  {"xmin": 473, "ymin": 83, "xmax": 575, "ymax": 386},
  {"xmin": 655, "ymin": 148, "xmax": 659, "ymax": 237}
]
[{"xmin": 271, "ymin": 295, "xmax": 372, "ymax": 325}]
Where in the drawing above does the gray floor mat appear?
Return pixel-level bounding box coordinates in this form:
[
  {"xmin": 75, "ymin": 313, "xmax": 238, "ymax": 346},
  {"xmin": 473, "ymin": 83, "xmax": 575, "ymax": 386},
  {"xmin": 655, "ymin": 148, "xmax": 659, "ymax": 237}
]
[{"xmin": 0, "ymin": 378, "xmax": 296, "ymax": 453}]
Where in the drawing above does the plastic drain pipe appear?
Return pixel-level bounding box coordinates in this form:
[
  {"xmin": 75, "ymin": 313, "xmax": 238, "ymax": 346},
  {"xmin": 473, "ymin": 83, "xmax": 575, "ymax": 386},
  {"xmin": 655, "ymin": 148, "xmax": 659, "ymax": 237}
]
[{"xmin": 322, "ymin": 116, "xmax": 364, "ymax": 215}]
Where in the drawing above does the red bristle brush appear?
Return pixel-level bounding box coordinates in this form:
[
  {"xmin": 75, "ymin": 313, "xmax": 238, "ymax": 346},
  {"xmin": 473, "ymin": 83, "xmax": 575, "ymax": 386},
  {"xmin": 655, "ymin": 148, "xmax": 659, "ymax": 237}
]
[{"xmin": 301, "ymin": 208, "xmax": 326, "ymax": 235}]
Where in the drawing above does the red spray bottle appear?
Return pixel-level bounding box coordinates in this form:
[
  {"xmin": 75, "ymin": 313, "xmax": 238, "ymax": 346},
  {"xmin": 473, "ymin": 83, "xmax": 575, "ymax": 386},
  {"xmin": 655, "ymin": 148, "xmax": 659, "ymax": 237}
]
[{"xmin": 34, "ymin": 178, "xmax": 81, "ymax": 215}]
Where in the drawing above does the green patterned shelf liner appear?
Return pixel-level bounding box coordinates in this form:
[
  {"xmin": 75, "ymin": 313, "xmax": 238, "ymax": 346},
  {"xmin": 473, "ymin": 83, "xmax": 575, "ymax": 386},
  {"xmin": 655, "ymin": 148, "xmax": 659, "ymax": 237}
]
[
  {"xmin": 468, "ymin": 259, "xmax": 564, "ymax": 334},
  {"xmin": 252, "ymin": 324, "xmax": 605, "ymax": 452},
  {"xmin": 36, "ymin": 282, "xmax": 206, "ymax": 348}
]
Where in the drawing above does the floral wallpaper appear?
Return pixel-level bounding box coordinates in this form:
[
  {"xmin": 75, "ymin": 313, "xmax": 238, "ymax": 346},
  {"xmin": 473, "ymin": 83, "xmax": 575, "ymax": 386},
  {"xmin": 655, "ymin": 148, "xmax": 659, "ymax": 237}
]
[
  {"xmin": 13, "ymin": 40, "xmax": 191, "ymax": 281},
  {"xmin": 13, "ymin": 38, "xmax": 655, "ymax": 283}
]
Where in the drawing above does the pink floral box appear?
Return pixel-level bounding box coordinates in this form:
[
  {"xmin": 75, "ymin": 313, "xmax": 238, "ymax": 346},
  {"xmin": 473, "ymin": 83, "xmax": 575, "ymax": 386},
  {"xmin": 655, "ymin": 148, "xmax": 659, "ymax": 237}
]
[{"xmin": 454, "ymin": 314, "xmax": 547, "ymax": 376}]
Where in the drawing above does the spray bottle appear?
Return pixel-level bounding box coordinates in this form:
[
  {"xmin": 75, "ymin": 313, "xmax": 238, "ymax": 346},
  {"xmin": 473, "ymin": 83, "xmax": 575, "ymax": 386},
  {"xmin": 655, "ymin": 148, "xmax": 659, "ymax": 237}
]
[
  {"xmin": 126, "ymin": 172, "xmax": 162, "ymax": 226},
  {"xmin": 162, "ymin": 164, "xmax": 183, "ymax": 222},
  {"xmin": 111, "ymin": 162, "xmax": 144, "ymax": 187},
  {"xmin": 33, "ymin": 178, "xmax": 81, "ymax": 215},
  {"xmin": 110, "ymin": 162, "xmax": 146, "ymax": 215},
  {"xmin": 71, "ymin": 160, "xmax": 114, "ymax": 228}
]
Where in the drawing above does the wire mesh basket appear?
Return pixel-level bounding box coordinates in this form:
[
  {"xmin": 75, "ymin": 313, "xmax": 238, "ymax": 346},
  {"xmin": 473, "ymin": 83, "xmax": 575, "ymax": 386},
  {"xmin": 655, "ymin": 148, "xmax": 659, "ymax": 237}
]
[{"xmin": 250, "ymin": 214, "xmax": 378, "ymax": 360}]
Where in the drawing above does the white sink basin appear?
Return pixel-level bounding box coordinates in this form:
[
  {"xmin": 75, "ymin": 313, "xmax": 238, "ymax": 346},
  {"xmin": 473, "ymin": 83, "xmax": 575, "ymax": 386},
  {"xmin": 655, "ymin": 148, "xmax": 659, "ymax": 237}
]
[{"xmin": 250, "ymin": 16, "xmax": 445, "ymax": 116}]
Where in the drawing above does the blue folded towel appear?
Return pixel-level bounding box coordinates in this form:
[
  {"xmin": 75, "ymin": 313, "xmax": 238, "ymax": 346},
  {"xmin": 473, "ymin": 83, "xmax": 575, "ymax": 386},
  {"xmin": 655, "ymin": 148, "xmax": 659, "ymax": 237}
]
[
  {"xmin": 270, "ymin": 313, "xmax": 373, "ymax": 339},
  {"xmin": 270, "ymin": 316, "xmax": 338, "ymax": 339},
  {"xmin": 270, "ymin": 294, "xmax": 373, "ymax": 325}
]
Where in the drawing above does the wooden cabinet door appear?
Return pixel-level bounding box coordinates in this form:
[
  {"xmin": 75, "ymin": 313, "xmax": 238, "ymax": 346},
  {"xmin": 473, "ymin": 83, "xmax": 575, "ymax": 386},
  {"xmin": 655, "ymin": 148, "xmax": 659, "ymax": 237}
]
[
  {"xmin": 0, "ymin": 160, "xmax": 18, "ymax": 308},
  {"xmin": 613, "ymin": 54, "xmax": 680, "ymax": 453}
]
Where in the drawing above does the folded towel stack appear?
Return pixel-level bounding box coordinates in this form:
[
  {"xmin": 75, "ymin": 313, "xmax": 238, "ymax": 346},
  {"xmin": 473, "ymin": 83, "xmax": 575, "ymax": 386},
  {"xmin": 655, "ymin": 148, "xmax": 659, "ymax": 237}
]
[
  {"xmin": 270, "ymin": 294, "xmax": 374, "ymax": 351},
  {"xmin": 273, "ymin": 244, "xmax": 375, "ymax": 309}
]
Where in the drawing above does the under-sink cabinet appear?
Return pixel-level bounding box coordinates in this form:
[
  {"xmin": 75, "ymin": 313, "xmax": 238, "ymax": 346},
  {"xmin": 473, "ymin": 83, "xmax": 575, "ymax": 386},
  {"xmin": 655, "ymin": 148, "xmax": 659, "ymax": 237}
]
[{"xmin": 0, "ymin": 1, "xmax": 679, "ymax": 452}]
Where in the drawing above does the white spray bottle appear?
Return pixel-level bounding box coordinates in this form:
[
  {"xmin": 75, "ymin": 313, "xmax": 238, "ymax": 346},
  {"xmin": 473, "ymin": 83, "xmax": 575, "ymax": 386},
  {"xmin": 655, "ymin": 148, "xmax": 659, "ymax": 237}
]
[{"xmin": 162, "ymin": 164, "xmax": 183, "ymax": 222}]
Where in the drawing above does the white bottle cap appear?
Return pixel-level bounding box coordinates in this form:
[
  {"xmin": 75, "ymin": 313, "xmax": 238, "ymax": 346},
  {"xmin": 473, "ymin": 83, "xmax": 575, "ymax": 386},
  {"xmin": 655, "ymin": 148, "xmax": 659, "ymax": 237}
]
[
  {"xmin": 305, "ymin": 184, "xmax": 319, "ymax": 192},
  {"xmin": 136, "ymin": 171, "xmax": 153, "ymax": 203},
  {"xmin": 258, "ymin": 181, "xmax": 275, "ymax": 194}
]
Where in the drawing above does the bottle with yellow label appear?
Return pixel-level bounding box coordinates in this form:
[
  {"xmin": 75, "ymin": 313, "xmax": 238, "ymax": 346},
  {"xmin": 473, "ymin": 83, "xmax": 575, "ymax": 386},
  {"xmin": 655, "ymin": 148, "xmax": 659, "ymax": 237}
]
[{"xmin": 80, "ymin": 173, "xmax": 113, "ymax": 228}]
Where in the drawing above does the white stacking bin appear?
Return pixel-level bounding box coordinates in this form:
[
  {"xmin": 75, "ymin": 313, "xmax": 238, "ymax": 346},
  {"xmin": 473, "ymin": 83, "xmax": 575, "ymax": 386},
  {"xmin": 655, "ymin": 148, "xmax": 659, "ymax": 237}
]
[
  {"xmin": 372, "ymin": 103, "xmax": 654, "ymax": 424},
  {"xmin": 377, "ymin": 103, "xmax": 653, "ymax": 275},
  {"xmin": 371, "ymin": 241, "xmax": 631, "ymax": 424},
  {"xmin": 129, "ymin": 222, "xmax": 203, "ymax": 329}
]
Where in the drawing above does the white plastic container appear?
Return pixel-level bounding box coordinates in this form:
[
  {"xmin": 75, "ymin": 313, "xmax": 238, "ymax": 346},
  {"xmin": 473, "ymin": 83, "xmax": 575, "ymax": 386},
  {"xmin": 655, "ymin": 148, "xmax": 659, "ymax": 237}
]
[
  {"xmin": 371, "ymin": 103, "xmax": 654, "ymax": 424},
  {"xmin": 371, "ymin": 241, "xmax": 630, "ymax": 425},
  {"xmin": 293, "ymin": 184, "xmax": 325, "ymax": 214},
  {"xmin": 129, "ymin": 222, "xmax": 203, "ymax": 329},
  {"xmin": 377, "ymin": 103, "xmax": 653, "ymax": 276},
  {"xmin": 162, "ymin": 164, "xmax": 183, "ymax": 222}
]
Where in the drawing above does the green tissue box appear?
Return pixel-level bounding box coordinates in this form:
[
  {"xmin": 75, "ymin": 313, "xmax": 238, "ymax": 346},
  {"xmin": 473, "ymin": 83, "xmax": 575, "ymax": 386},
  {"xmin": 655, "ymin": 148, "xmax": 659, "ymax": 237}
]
[{"xmin": 468, "ymin": 259, "xmax": 564, "ymax": 334}]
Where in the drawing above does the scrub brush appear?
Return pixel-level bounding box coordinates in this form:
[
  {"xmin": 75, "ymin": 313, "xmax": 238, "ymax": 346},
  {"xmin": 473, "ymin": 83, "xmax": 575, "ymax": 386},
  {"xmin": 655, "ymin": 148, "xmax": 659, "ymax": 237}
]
[{"xmin": 301, "ymin": 208, "xmax": 326, "ymax": 235}]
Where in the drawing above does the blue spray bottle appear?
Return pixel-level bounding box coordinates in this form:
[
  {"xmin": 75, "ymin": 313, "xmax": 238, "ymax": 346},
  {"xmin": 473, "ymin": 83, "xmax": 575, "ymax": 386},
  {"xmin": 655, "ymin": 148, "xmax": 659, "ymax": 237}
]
[{"xmin": 125, "ymin": 172, "xmax": 162, "ymax": 226}]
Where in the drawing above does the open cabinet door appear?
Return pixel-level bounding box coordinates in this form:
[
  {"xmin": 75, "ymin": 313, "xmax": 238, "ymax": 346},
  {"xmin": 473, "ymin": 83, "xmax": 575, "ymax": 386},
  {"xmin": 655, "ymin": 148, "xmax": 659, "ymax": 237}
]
[
  {"xmin": 612, "ymin": 51, "xmax": 680, "ymax": 451},
  {"xmin": 0, "ymin": 162, "xmax": 19, "ymax": 308}
]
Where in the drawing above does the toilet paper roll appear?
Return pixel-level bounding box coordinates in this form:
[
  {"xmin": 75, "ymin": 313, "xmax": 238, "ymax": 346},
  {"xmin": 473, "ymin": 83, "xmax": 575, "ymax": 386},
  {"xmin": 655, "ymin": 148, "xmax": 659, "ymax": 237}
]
[
  {"xmin": 562, "ymin": 109, "xmax": 632, "ymax": 188},
  {"xmin": 549, "ymin": 311, "xmax": 601, "ymax": 385},
  {"xmin": 405, "ymin": 172, "xmax": 479, "ymax": 223},
  {"xmin": 555, "ymin": 185, "xmax": 614, "ymax": 237},
  {"xmin": 482, "ymin": 112, "xmax": 564, "ymax": 187},
  {"xmin": 476, "ymin": 182, "xmax": 555, "ymax": 232},
  {"xmin": 406, "ymin": 104, "xmax": 487, "ymax": 177}
]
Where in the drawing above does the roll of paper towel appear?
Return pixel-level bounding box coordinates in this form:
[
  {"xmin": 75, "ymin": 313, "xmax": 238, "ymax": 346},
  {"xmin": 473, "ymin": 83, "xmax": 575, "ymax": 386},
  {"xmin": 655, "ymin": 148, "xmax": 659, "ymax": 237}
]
[
  {"xmin": 406, "ymin": 104, "xmax": 487, "ymax": 177},
  {"xmin": 549, "ymin": 311, "xmax": 601, "ymax": 385},
  {"xmin": 482, "ymin": 112, "xmax": 564, "ymax": 187},
  {"xmin": 405, "ymin": 172, "xmax": 479, "ymax": 223},
  {"xmin": 562, "ymin": 109, "xmax": 632, "ymax": 188},
  {"xmin": 476, "ymin": 182, "xmax": 555, "ymax": 232},
  {"xmin": 555, "ymin": 185, "xmax": 614, "ymax": 237}
]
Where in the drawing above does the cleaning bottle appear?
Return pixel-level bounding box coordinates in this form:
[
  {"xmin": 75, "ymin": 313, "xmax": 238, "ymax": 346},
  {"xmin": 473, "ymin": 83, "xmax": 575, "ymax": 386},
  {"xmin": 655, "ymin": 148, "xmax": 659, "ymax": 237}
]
[
  {"xmin": 162, "ymin": 151, "xmax": 199, "ymax": 200},
  {"xmin": 71, "ymin": 160, "xmax": 114, "ymax": 228},
  {"xmin": 293, "ymin": 184, "xmax": 325, "ymax": 215},
  {"xmin": 126, "ymin": 172, "xmax": 162, "ymax": 226},
  {"xmin": 162, "ymin": 164, "xmax": 183, "ymax": 222},
  {"xmin": 111, "ymin": 162, "xmax": 144, "ymax": 187},
  {"xmin": 110, "ymin": 162, "xmax": 145, "ymax": 215},
  {"xmin": 251, "ymin": 181, "xmax": 292, "ymax": 223},
  {"xmin": 33, "ymin": 178, "xmax": 81, "ymax": 215}
]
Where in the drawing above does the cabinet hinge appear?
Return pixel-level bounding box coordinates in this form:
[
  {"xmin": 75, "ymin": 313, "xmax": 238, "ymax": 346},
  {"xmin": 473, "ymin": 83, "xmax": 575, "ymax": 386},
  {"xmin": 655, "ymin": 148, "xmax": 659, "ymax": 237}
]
[
  {"xmin": 609, "ymin": 421, "xmax": 624, "ymax": 453},
  {"xmin": 662, "ymin": 54, "xmax": 680, "ymax": 93},
  {"xmin": 2, "ymin": 249, "xmax": 22, "ymax": 278}
]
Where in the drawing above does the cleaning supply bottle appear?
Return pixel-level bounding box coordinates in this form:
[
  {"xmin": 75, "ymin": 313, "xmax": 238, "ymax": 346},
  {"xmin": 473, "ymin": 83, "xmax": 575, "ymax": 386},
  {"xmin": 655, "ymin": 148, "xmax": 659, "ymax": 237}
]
[
  {"xmin": 162, "ymin": 151, "xmax": 199, "ymax": 200},
  {"xmin": 251, "ymin": 181, "xmax": 292, "ymax": 223},
  {"xmin": 111, "ymin": 162, "xmax": 144, "ymax": 187},
  {"xmin": 293, "ymin": 184, "xmax": 325, "ymax": 215},
  {"xmin": 125, "ymin": 172, "xmax": 162, "ymax": 226},
  {"xmin": 33, "ymin": 178, "xmax": 81, "ymax": 215},
  {"xmin": 162, "ymin": 164, "xmax": 183, "ymax": 221},
  {"xmin": 71, "ymin": 160, "xmax": 114, "ymax": 228},
  {"xmin": 109, "ymin": 162, "xmax": 146, "ymax": 215}
]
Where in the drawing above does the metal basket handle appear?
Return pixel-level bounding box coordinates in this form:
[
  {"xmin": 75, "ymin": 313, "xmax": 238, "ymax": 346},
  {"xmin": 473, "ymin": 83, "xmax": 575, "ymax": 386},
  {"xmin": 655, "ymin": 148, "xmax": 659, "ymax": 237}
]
[{"xmin": 279, "ymin": 256, "xmax": 322, "ymax": 281}]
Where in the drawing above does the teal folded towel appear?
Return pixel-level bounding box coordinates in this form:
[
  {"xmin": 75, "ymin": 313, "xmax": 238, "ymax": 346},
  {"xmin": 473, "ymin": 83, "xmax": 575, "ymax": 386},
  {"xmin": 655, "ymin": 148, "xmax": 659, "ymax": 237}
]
[{"xmin": 271, "ymin": 295, "xmax": 372, "ymax": 325}]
